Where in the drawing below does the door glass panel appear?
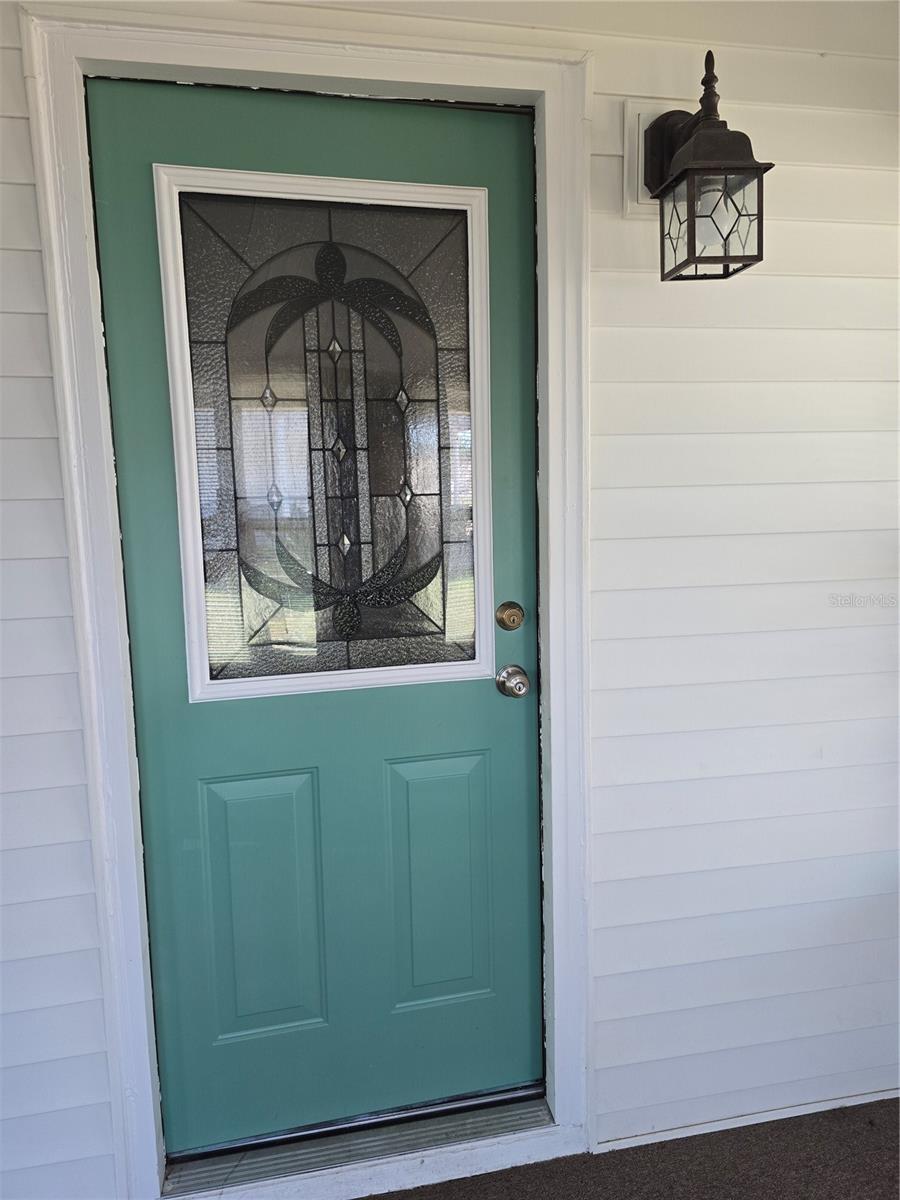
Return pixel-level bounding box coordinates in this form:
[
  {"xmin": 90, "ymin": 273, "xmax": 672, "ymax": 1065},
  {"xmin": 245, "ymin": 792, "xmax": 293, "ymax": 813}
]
[{"xmin": 177, "ymin": 192, "xmax": 477, "ymax": 683}]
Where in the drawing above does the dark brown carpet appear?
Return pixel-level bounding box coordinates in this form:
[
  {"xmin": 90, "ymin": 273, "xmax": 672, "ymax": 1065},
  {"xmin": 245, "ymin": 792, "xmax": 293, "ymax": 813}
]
[{"xmin": 376, "ymin": 1099, "xmax": 899, "ymax": 1200}]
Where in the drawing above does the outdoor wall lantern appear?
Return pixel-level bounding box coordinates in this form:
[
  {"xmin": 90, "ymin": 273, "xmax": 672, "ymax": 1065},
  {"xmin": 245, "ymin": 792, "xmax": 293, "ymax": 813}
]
[{"xmin": 644, "ymin": 51, "xmax": 774, "ymax": 280}]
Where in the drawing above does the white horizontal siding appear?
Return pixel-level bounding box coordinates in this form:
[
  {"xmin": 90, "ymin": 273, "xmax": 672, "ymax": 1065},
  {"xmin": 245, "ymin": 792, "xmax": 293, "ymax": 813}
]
[
  {"xmin": 593, "ymin": 157, "xmax": 900, "ymax": 227},
  {"xmin": 592, "ymin": 274, "xmax": 899, "ymax": 329},
  {"xmin": 1, "ymin": 1052, "xmax": 110, "ymax": 1119},
  {"xmin": 0, "ymin": 949, "xmax": 103, "ymax": 1014},
  {"xmin": 592, "ymin": 213, "xmax": 899, "ymax": 277},
  {"xmin": 588, "ymin": 12, "xmax": 899, "ymax": 1146},
  {"xmin": 0, "ymin": 23, "xmax": 114, "ymax": 1200},
  {"xmin": 593, "ymin": 763, "xmax": 899, "ymax": 831},
  {"xmin": 590, "ymin": 96, "xmax": 900, "ymax": 166},
  {"xmin": 594, "ymin": 938, "xmax": 899, "ymax": 1021},
  {"xmin": 0, "ymin": 501, "xmax": 69, "ymax": 559},
  {"xmin": 594, "ymin": 855, "xmax": 899, "ymax": 935},
  {"xmin": 0, "ymin": 182, "xmax": 40, "ymax": 249},
  {"xmin": 0, "ymin": 786, "xmax": 91, "ymax": 850},
  {"xmin": 0, "ymin": 378, "xmax": 57, "ymax": 437},
  {"xmin": 0, "ymin": 894, "xmax": 100, "ymax": 964},
  {"xmin": 591, "ymin": 578, "xmax": 899, "ymax": 639},
  {"xmin": 0, "ymin": 1156, "xmax": 117, "ymax": 1200},
  {"xmin": 592, "ymin": 381, "xmax": 898, "ymax": 434},
  {"xmin": 591, "ymin": 483, "xmax": 898, "ymax": 538}
]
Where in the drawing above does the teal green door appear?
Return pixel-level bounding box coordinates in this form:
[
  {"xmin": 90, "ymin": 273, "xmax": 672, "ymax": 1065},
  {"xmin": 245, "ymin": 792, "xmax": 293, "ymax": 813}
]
[{"xmin": 87, "ymin": 79, "xmax": 541, "ymax": 1155}]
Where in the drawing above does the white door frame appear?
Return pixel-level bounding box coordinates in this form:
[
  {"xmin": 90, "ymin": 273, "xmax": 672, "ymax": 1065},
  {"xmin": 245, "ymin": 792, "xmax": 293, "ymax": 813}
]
[{"xmin": 21, "ymin": 6, "xmax": 592, "ymax": 1197}]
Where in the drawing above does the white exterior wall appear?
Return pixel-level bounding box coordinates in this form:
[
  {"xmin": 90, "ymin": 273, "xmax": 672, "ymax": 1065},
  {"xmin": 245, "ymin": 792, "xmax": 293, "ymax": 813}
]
[
  {"xmin": 0, "ymin": 6, "xmax": 117, "ymax": 1199},
  {"xmin": 581, "ymin": 18, "xmax": 900, "ymax": 1146},
  {"xmin": 0, "ymin": 2, "xmax": 896, "ymax": 1195}
]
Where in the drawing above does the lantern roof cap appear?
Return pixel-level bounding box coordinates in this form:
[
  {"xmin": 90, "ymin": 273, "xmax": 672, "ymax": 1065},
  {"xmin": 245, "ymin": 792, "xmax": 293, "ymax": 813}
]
[{"xmin": 644, "ymin": 51, "xmax": 774, "ymax": 198}]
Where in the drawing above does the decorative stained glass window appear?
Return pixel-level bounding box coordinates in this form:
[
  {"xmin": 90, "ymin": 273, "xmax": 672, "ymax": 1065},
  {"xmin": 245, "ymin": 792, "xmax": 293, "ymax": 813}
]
[{"xmin": 175, "ymin": 189, "xmax": 481, "ymax": 687}]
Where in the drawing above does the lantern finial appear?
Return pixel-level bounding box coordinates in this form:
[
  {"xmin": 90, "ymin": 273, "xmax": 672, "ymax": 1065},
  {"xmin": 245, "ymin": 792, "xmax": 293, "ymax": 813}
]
[{"xmin": 700, "ymin": 50, "xmax": 719, "ymax": 120}]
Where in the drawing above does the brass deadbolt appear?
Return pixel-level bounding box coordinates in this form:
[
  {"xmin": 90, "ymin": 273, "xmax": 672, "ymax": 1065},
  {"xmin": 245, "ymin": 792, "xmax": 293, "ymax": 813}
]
[{"xmin": 495, "ymin": 600, "xmax": 525, "ymax": 631}]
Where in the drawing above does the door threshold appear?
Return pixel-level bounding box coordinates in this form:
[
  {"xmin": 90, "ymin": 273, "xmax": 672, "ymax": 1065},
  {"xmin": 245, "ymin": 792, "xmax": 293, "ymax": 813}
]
[{"xmin": 163, "ymin": 1092, "xmax": 552, "ymax": 1196}]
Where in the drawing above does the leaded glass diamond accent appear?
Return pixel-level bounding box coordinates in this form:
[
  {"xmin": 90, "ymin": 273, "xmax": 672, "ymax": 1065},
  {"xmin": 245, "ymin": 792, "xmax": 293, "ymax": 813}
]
[{"xmin": 179, "ymin": 189, "xmax": 476, "ymax": 680}]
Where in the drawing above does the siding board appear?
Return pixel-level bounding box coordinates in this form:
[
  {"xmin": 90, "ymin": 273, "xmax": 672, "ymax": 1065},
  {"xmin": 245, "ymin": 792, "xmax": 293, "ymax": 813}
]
[
  {"xmin": 0, "ymin": 501, "xmax": 69, "ymax": 560},
  {"xmin": 591, "ymin": 532, "xmax": 898, "ymax": 590},
  {"xmin": 593, "ymin": 853, "xmax": 900, "ymax": 929},
  {"xmin": 0, "ymin": 184, "xmax": 41, "ymax": 250},
  {"xmin": 0, "ymin": 49, "xmax": 26, "ymax": 118},
  {"xmin": 0, "ymin": 950, "xmax": 103, "ymax": 1015},
  {"xmin": 0, "ymin": 249, "xmax": 46, "ymax": 313},
  {"xmin": 0, "ymin": 1155, "xmax": 117, "ymax": 1200},
  {"xmin": 0, "ymin": 1001, "xmax": 106, "ymax": 1069},
  {"xmin": 592, "ymin": 808, "xmax": 898, "ymax": 880},
  {"xmin": 0, "ymin": 379, "xmax": 58, "ymax": 438},
  {"xmin": 0, "ymin": 439, "xmax": 62, "ymax": 500},
  {"xmin": 0, "ymin": 894, "xmax": 99, "ymax": 963},
  {"xmin": 590, "ymin": 272, "xmax": 900, "ymax": 329},
  {"xmin": 0, "ymin": 840, "xmax": 94, "ymax": 905},
  {"xmin": 591, "ymin": 579, "xmax": 900, "ymax": 639},
  {"xmin": 0, "ymin": 674, "xmax": 82, "ymax": 735},
  {"xmin": 594, "ymin": 980, "xmax": 899, "ymax": 1069},
  {"xmin": 0, "ymin": 313, "xmax": 52, "ymax": 376},
  {"xmin": 592, "ymin": 763, "xmax": 899, "ymax": 832},
  {"xmin": 0, "ymin": 118, "xmax": 34, "ymax": 184},
  {"xmin": 590, "ymin": 96, "xmax": 900, "ymax": 166},
  {"xmin": 590, "ymin": 483, "xmax": 899, "ymax": 539},
  {"xmin": 0, "ymin": 559, "xmax": 73, "ymax": 619},
  {"xmin": 591, "ymin": 435, "xmax": 898, "ymax": 488},
  {"xmin": 0, "ymin": 1053, "xmax": 110, "ymax": 1119},
  {"xmin": 590, "ymin": 382, "xmax": 899, "ymax": 435},
  {"xmin": 591, "ymin": 212, "xmax": 899, "ymax": 276},
  {"xmin": 593, "ymin": 894, "xmax": 899, "ymax": 976},
  {"xmin": 591, "ymin": 626, "xmax": 897, "ymax": 689},
  {"xmin": 593, "ymin": 1061, "xmax": 899, "ymax": 1143},
  {"xmin": 0, "ymin": 730, "xmax": 86, "ymax": 794},
  {"xmin": 592, "ymin": 330, "xmax": 898, "ymax": 383},
  {"xmin": 0, "ymin": 616, "xmax": 78, "ymax": 677},
  {"xmin": 0, "ymin": 786, "xmax": 91, "ymax": 852},
  {"xmin": 594, "ymin": 160, "xmax": 900, "ymax": 228},
  {"xmin": 592, "ymin": 1025, "xmax": 899, "ymax": 1116},
  {"xmin": 592, "ymin": 718, "xmax": 897, "ymax": 786},
  {"xmin": 0, "ymin": 1102, "xmax": 114, "ymax": 1172},
  {"xmin": 591, "ymin": 672, "xmax": 899, "ymax": 737},
  {"xmin": 594, "ymin": 939, "xmax": 900, "ymax": 1021}
]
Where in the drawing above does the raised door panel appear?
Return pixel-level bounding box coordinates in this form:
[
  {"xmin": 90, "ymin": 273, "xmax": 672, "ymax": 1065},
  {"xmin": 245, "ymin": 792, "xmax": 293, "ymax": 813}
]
[
  {"xmin": 201, "ymin": 771, "xmax": 325, "ymax": 1038},
  {"xmin": 388, "ymin": 752, "xmax": 491, "ymax": 1009}
]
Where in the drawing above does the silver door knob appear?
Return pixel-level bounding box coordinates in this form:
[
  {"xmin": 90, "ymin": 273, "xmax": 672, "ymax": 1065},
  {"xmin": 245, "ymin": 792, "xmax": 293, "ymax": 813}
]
[{"xmin": 496, "ymin": 664, "xmax": 530, "ymax": 698}]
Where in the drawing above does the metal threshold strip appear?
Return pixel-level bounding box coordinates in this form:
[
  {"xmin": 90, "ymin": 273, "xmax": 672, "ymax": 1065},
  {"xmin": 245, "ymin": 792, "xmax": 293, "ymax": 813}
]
[{"xmin": 163, "ymin": 1085, "xmax": 549, "ymax": 1196}]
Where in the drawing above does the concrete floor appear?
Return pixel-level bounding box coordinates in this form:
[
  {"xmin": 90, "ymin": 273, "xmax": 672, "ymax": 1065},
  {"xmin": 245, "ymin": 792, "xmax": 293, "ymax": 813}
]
[{"xmin": 375, "ymin": 1099, "xmax": 898, "ymax": 1200}]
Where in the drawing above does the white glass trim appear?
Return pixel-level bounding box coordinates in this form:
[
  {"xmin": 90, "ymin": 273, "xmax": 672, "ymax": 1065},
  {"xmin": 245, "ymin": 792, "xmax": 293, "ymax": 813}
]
[{"xmin": 154, "ymin": 164, "xmax": 494, "ymax": 702}]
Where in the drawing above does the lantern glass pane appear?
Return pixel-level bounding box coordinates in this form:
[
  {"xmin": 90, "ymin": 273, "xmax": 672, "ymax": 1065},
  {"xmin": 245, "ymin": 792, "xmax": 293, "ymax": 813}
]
[
  {"xmin": 724, "ymin": 173, "xmax": 759, "ymax": 257},
  {"xmin": 694, "ymin": 173, "xmax": 731, "ymax": 257},
  {"xmin": 662, "ymin": 179, "xmax": 689, "ymax": 274}
]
